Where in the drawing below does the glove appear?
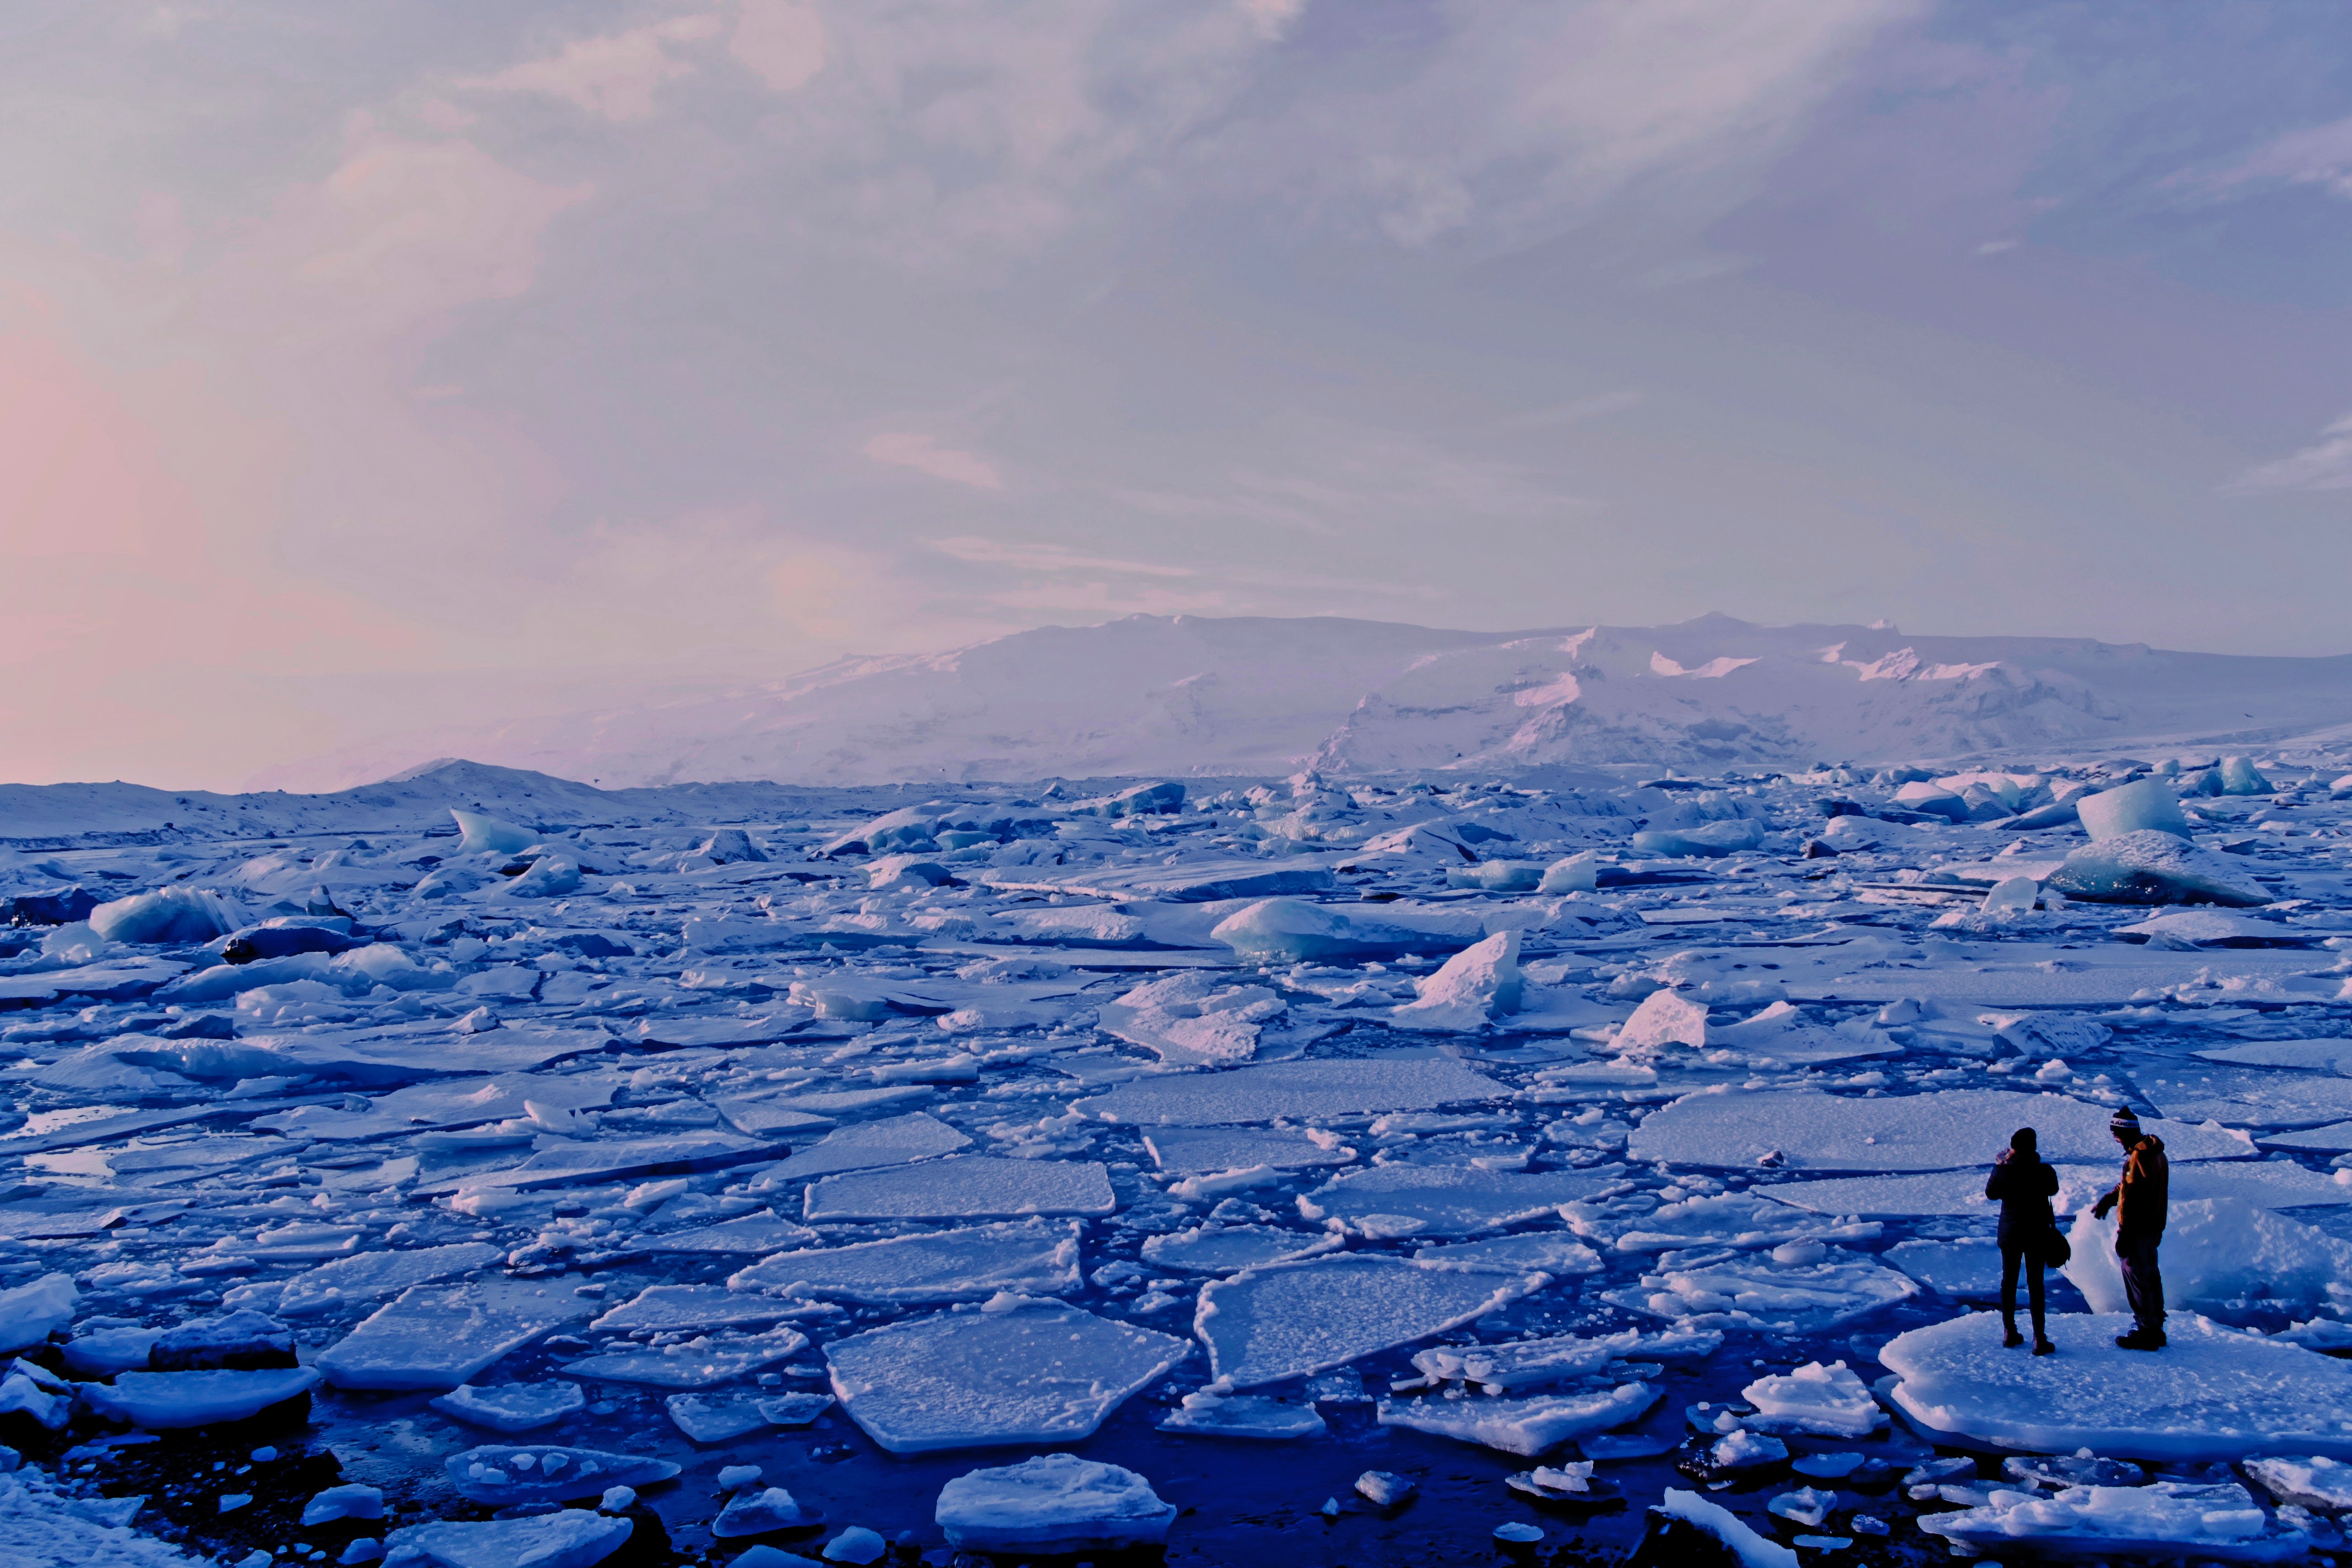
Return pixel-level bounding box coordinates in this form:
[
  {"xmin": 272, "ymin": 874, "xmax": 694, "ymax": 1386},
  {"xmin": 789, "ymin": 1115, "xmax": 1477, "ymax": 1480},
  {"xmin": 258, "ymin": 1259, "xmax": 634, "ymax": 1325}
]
[{"xmin": 2091, "ymin": 1194, "xmax": 2115, "ymax": 1219}]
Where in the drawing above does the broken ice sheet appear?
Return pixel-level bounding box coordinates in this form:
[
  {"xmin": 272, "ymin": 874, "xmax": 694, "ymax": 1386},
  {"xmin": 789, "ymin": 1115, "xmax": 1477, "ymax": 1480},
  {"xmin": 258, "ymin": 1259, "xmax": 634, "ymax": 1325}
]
[
  {"xmin": 757, "ymin": 1110, "xmax": 970, "ymax": 1178},
  {"xmin": 81, "ymin": 1366, "xmax": 321, "ymax": 1428},
  {"xmin": 1296, "ymin": 1162, "xmax": 1618, "ymax": 1238},
  {"xmin": 1082, "ymin": 1058, "xmax": 1503, "ymax": 1126},
  {"xmin": 802, "ymin": 1155, "xmax": 1114, "ymax": 1221},
  {"xmin": 1603, "ymin": 1248, "xmax": 1917, "ymax": 1334},
  {"xmin": 1629, "ymin": 1087, "xmax": 2252, "ymax": 1171},
  {"xmin": 1139, "ymin": 1223, "xmax": 1340, "ymax": 1274},
  {"xmin": 640, "ymin": 1210, "xmax": 821, "ymax": 1254},
  {"xmin": 1096, "ymin": 971, "xmax": 1286, "ymax": 1066},
  {"xmin": 1375, "ymin": 1382, "xmax": 1660, "ymax": 1457},
  {"xmin": 427, "ymin": 1381, "xmax": 587, "ymax": 1433},
  {"xmin": 826, "ymin": 1300, "xmax": 1190, "ymax": 1453},
  {"xmin": 589, "ymin": 1284, "xmax": 813, "ymax": 1333},
  {"xmin": 444, "ymin": 1442, "xmax": 680, "ymax": 1504},
  {"xmin": 728, "ymin": 1218, "xmax": 1082, "ymax": 1303},
  {"xmin": 1141, "ymin": 1125, "xmax": 1354, "ymax": 1173},
  {"xmin": 1195, "ymin": 1254, "xmax": 1545, "ymax": 1389},
  {"xmin": 666, "ymin": 1391, "xmax": 773, "ymax": 1442},
  {"xmin": 277, "ymin": 1243, "xmax": 504, "ymax": 1318},
  {"xmin": 559, "ymin": 1326, "xmax": 808, "ymax": 1388},
  {"xmin": 1157, "ymin": 1387, "xmax": 1327, "ymax": 1439},
  {"xmin": 1412, "ymin": 1232, "xmax": 1603, "ymax": 1275},
  {"xmin": 317, "ymin": 1279, "xmax": 595, "ymax": 1391}
]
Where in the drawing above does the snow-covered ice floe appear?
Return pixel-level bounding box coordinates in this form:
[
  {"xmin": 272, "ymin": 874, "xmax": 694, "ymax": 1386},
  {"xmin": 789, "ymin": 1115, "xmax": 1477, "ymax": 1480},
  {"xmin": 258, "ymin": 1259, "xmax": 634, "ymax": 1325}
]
[{"xmin": 1882, "ymin": 1311, "xmax": 2352, "ymax": 1460}]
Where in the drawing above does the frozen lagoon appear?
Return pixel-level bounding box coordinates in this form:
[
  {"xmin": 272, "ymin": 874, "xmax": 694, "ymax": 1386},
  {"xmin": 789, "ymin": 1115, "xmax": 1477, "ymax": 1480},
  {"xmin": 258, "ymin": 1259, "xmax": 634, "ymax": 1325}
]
[{"xmin": 2, "ymin": 753, "xmax": 2351, "ymax": 1564}]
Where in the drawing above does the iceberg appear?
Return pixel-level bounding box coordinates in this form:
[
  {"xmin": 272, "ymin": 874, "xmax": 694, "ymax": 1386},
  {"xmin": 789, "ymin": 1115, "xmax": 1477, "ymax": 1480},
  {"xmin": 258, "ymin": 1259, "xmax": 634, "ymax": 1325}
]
[
  {"xmin": 935, "ymin": 1454, "xmax": 1176, "ymax": 1553},
  {"xmin": 1881, "ymin": 1310, "xmax": 2352, "ymax": 1461},
  {"xmin": 1613, "ymin": 989, "xmax": 1708, "ymax": 1050},
  {"xmin": 825, "ymin": 1301, "xmax": 1189, "ymax": 1453},
  {"xmin": 450, "ymin": 809, "xmax": 539, "ymax": 855},
  {"xmin": 1195, "ymin": 1254, "xmax": 1544, "ymax": 1389},
  {"xmin": 2046, "ymin": 828, "xmax": 2269, "ymax": 906},
  {"xmin": 1389, "ymin": 929, "xmax": 1522, "ymax": 1032},
  {"xmin": 2075, "ymin": 777, "xmax": 2193, "ymax": 842},
  {"xmin": 89, "ymin": 886, "xmax": 244, "ymax": 945}
]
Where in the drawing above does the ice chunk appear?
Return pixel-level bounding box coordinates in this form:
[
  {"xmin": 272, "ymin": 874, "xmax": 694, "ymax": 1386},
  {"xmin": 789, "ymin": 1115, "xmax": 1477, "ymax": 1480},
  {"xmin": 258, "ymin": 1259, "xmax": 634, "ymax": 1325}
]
[
  {"xmin": 1651, "ymin": 1490, "xmax": 1799, "ymax": 1568},
  {"xmin": 1142, "ymin": 1126, "xmax": 1354, "ymax": 1174},
  {"xmin": 825, "ymin": 1302, "xmax": 1189, "ymax": 1453},
  {"xmin": 1156, "ymin": 1387, "xmax": 1327, "ymax": 1439},
  {"xmin": 1297, "ymin": 1163, "xmax": 1616, "ymax": 1238},
  {"xmin": 665, "ymin": 1395, "xmax": 772, "ymax": 1441},
  {"xmin": 763, "ymin": 1112, "xmax": 971, "ymax": 1179},
  {"xmin": 712, "ymin": 1487, "xmax": 811, "ymax": 1536},
  {"xmin": 2064, "ymin": 1197, "xmax": 2352, "ymax": 1317},
  {"xmin": 1630, "ymin": 820, "xmax": 1766, "ymax": 857},
  {"xmin": 758, "ymin": 1391, "xmax": 835, "ymax": 1427},
  {"xmin": 1140, "ymin": 1224, "xmax": 1339, "ymax": 1274},
  {"xmin": 301, "ymin": 1483, "xmax": 384, "ymax": 1525},
  {"xmin": 645, "ymin": 1211, "xmax": 823, "ymax": 1255},
  {"xmin": 1538, "ymin": 852, "xmax": 1601, "ymax": 894},
  {"xmin": 1208, "ymin": 898, "xmax": 1485, "ymax": 962},
  {"xmin": 317, "ymin": 1280, "xmax": 595, "ymax": 1391},
  {"xmin": 1740, "ymin": 1361, "xmax": 1883, "ymax": 1438},
  {"xmin": 427, "ymin": 1382, "xmax": 587, "ymax": 1433},
  {"xmin": 1882, "ymin": 1309, "xmax": 2352, "ymax": 1460},
  {"xmin": 89, "ymin": 886, "xmax": 243, "ymax": 945},
  {"xmin": 1629, "ymin": 1087, "xmax": 2251, "ymax": 1171},
  {"xmin": 1884, "ymin": 1238, "xmax": 2002, "ymax": 1295},
  {"xmin": 2047, "ymin": 829, "xmax": 2269, "ymax": 907},
  {"xmin": 150, "ymin": 1311, "xmax": 296, "ymax": 1371},
  {"xmin": 1608, "ymin": 1191, "xmax": 1869, "ymax": 1253},
  {"xmin": 803, "ymin": 1156, "xmax": 1114, "ymax": 1221},
  {"xmin": 1446, "ymin": 861, "xmax": 1540, "ymax": 892},
  {"xmin": 385, "ymin": 1510, "xmax": 633, "ymax": 1568},
  {"xmin": 559, "ymin": 1327, "xmax": 808, "ymax": 1389},
  {"xmin": 589, "ymin": 1285, "xmax": 804, "ymax": 1335},
  {"xmin": 1411, "ymin": 1331, "xmax": 1632, "ymax": 1391},
  {"xmin": 2075, "ymin": 778, "xmax": 2193, "ymax": 842},
  {"xmin": 1082, "ymin": 1058, "xmax": 1502, "ymax": 1126},
  {"xmin": 1390, "ymin": 930, "xmax": 1522, "ymax": 1032},
  {"xmin": 937, "ymin": 1453, "xmax": 1175, "ymax": 1553},
  {"xmin": 1376, "ymin": 1382, "xmax": 1659, "ymax": 1457},
  {"xmin": 1411, "ymin": 1233, "xmax": 1602, "ymax": 1276},
  {"xmin": 1195, "ymin": 1254, "xmax": 1544, "ymax": 1389},
  {"xmin": 82, "ymin": 1368, "xmax": 321, "ymax": 1428},
  {"xmin": 450, "ymin": 810, "xmax": 538, "ymax": 855},
  {"xmin": 444, "ymin": 1444, "xmax": 680, "ymax": 1505},
  {"xmin": 61, "ymin": 1326, "xmax": 165, "ymax": 1377},
  {"xmin": 1919, "ymin": 1479, "xmax": 2310, "ymax": 1560},
  {"xmin": 729, "ymin": 1218, "xmax": 1083, "ymax": 1304},
  {"xmin": 279, "ymin": 1244, "xmax": 504, "ymax": 1319},
  {"xmin": 1614, "ymin": 990, "xmax": 1707, "ymax": 1051},
  {"xmin": 2246, "ymin": 1455, "xmax": 2352, "ymax": 1512},
  {"xmin": 2220, "ymin": 755, "xmax": 2274, "ymax": 794},
  {"xmin": 1603, "ymin": 1249, "xmax": 1915, "ymax": 1333},
  {"xmin": 0, "ymin": 1272, "xmax": 77, "ymax": 1354},
  {"xmin": 1097, "ymin": 971, "xmax": 1286, "ymax": 1066},
  {"xmin": 1980, "ymin": 875, "xmax": 2039, "ymax": 913}
]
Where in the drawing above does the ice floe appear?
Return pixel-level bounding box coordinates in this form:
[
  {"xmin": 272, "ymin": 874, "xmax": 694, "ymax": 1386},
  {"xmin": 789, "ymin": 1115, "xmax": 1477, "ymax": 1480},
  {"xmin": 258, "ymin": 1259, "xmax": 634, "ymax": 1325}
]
[{"xmin": 1195, "ymin": 1254, "xmax": 1544, "ymax": 1388}]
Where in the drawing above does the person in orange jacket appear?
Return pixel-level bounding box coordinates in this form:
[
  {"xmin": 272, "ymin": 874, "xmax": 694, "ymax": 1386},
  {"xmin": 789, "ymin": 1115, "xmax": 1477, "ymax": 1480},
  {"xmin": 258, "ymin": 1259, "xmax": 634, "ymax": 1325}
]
[{"xmin": 2091, "ymin": 1106, "xmax": 2169, "ymax": 1351}]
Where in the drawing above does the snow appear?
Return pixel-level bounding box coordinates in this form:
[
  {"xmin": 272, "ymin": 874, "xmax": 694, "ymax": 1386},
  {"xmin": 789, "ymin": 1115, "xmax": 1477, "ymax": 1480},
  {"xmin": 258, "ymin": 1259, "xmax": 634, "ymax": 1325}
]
[
  {"xmin": 1194, "ymin": 1254, "xmax": 1543, "ymax": 1388},
  {"xmin": 1882, "ymin": 1309, "xmax": 2352, "ymax": 1460},
  {"xmin": 934, "ymin": 1454, "xmax": 1175, "ymax": 1552},
  {"xmin": 824, "ymin": 1301, "xmax": 1189, "ymax": 1453}
]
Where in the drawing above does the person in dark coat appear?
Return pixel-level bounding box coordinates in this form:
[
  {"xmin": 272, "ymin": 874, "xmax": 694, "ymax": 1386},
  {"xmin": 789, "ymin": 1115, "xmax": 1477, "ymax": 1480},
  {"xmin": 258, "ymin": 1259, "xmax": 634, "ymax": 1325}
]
[
  {"xmin": 1985, "ymin": 1126, "xmax": 2058, "ymax": 1354},
  {"xmin": 2092, "ymin": 1106, "xmax": 2169, "ymax": 1350}
]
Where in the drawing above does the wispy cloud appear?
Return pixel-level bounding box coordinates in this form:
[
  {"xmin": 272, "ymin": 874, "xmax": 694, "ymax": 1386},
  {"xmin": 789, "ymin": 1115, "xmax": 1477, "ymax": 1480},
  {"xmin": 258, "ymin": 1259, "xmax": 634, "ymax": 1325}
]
[
  {"xmin": 932, "ymin": 536, "xmax": 1193, "ymax": 576},
  {"xmin": 2227, "ymin": 411, "xmax": 2352, "ymax": 493},
  {"xmin": 861, "ymin": 432, "xmax": 1003, "ymax": 489},
  {"xmin": 461, "ymin": 15, "xmax": 723, "ymax": 122}
]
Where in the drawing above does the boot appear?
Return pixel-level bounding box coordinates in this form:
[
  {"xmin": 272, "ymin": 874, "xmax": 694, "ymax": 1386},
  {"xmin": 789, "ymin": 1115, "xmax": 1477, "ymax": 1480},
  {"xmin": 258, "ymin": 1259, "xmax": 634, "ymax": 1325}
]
[
  {"xmin": 2115, "ymin": 1329, "xmax": 2164, "ymax": 1351},
  {"xmin": 2001, "ymin": 1324, "xmax": 2024, "ymax": 1348},
  {"xmin": 2032, "ymin": 1338, "xmax": 2056, "ymax": 1355}
]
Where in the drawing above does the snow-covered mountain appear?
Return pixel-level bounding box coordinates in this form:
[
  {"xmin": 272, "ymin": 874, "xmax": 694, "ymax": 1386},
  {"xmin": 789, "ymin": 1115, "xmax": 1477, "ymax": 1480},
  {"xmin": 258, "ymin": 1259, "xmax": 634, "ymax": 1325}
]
[{"xmin": 254, "ymin": 613, "xmax": 2352, "ymax": 791}]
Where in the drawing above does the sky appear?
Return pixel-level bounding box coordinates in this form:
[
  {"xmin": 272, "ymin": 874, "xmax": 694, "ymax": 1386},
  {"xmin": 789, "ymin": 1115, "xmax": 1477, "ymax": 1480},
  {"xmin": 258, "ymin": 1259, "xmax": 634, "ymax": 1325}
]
[{"xmin": 6, "ymin": 1, "xmax": 2352, "ymax": 791}]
